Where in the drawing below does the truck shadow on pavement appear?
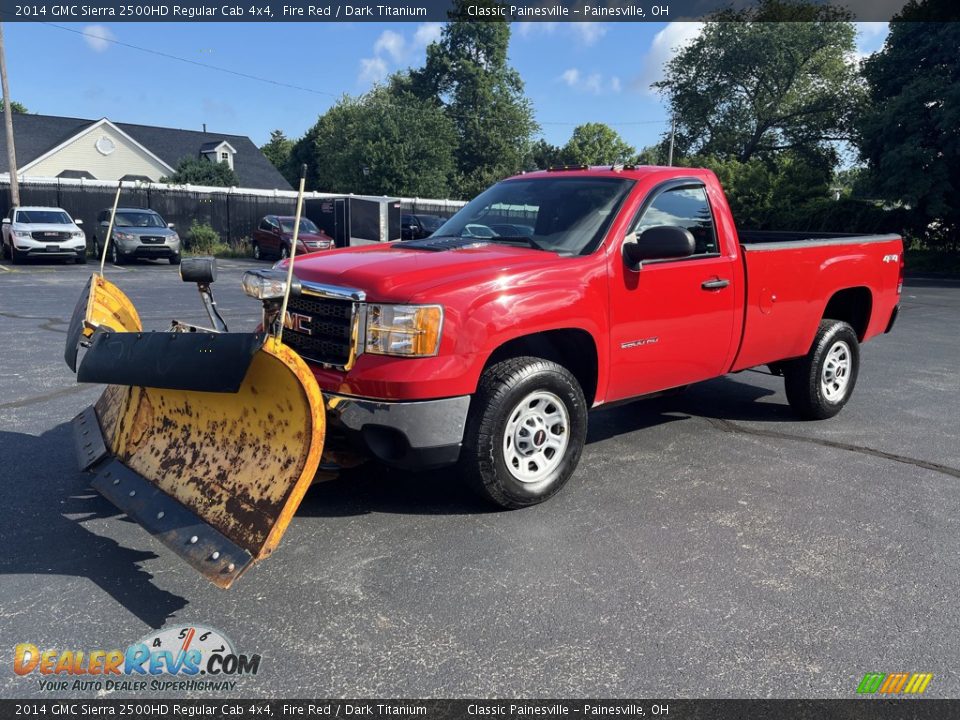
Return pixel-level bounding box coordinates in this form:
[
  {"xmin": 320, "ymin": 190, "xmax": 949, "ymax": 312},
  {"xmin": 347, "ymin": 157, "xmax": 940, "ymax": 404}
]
[
  {"xmin": 301, "ymin": 376, "xmax": 787, "ymax": 517},
  {"xmin": 0, "ymin": 423, "xmax": 188, "ymax": 628}
]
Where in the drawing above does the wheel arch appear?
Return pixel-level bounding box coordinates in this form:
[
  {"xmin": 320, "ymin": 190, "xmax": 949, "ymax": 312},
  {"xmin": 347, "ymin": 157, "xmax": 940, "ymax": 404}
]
[
  {"xmin": 822, "ymin": 286, "xmax": 873, "ymax": 340},
  {"xmin": 481, "ymin": 328, "xmax": 599, "ymax": 407}
]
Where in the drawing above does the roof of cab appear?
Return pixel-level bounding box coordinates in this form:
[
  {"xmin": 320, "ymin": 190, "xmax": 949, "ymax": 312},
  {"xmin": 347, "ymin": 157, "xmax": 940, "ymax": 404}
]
[{"xmin": 506, "ymin": 164, "xmax": 712, "ymax": 183}]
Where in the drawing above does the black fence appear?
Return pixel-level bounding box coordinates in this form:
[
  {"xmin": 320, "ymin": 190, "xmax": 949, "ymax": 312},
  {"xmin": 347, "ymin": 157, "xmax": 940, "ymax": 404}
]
[{"xmin": 0, "ymin": 179, "xmax": 465, "ymax": 246}]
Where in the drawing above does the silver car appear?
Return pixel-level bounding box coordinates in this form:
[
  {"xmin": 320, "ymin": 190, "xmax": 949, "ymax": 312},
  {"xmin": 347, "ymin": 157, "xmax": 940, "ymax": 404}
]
[{"xmin": 93, "ymin": 207, "xmax": 182, "ymax": 265}]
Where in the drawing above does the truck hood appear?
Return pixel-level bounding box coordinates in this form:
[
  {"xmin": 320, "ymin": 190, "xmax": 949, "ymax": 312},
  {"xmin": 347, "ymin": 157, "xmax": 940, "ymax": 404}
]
[
  {"xmin": 290, "ymin": 241, "xmax": 570, "ymax": 302},
  {"xmin": 14, "ymin": 223, "xmax": 81, "ymax": 234}
]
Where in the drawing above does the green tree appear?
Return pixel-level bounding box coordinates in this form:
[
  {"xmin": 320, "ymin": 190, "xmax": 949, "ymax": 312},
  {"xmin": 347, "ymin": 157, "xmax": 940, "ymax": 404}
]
[
  {"xmin": 858, "ymin": 0, "xmax": 960, "ymax": 249},
  {"xmin": 654, "ymin": 0, "xmax": 862, "ymax": 164},
  {"xmin": 528, "ymin": 138, "xmax": 564, "ymax": 170},
  {"xmin": 290, "ymin": 87, "xmax": 456, "ymax": 198},
  {"xmin": 260, "ymin": 130, "xmax": 293, "ymax": 176},
  {"xmin": 561, "ymin": 123, "xmax": 636, "ymax": 166},
  {"xmin": 0, "ymin": 98, "xmax": 27, "ymax": 113},
  {"xmin": 162, "ymin": 157, "xmax": 240, "ymax": 187},
  {"xmin": 407, "ymin": 0, "xmax": 538, "ymax": 197}
]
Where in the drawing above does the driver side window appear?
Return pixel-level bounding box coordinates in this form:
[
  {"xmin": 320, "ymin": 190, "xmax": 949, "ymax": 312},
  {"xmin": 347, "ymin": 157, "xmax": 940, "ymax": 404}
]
[{"xmin": 633, "ymin": 185, "xmax": 718, "ymax": 256}]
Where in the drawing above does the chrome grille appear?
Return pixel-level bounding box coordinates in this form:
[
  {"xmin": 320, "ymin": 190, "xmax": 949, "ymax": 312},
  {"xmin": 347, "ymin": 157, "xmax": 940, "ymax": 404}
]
[
  {"xmin": 282, "ymin": 294, "xmax": 356, "ymax": 367},
  {"xmin": 32, "ymin": 231, "xmax": 71, "ymax": 240}
]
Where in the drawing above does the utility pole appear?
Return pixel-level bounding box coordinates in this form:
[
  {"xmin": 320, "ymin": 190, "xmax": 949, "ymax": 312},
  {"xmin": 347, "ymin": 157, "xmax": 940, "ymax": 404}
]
[
  {"xmin": 0, "ymin": 22, "xmax": 20, "ymax": 206},
  {"xmin": 667, "ymin": 115, "xmax": 675, "ymax": 167}
]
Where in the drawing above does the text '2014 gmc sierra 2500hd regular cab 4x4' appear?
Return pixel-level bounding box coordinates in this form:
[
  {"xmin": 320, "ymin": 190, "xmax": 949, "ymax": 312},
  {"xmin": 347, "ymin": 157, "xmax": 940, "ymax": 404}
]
[{"xmin": 253, "ymin": 165, "xmax": 902, "ymax": 509}]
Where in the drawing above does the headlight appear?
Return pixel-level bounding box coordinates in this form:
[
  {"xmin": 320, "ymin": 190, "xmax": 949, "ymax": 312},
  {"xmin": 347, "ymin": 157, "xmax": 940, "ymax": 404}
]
[
  {"xmin": 114, "ymin": 231, "xmax": 136, "ymax": 242},
  {"xmin": 365, "ymin": 304, "xmax": 443, "ymax": 357},
  {"xmin": 12, "ymin": 229, "xmax": 31, "ymax": 238},
  {"xmin": 169, "ymin": 233, "xmax": 180, "ymax": 243},
  {"xmin": 72, "ymin": 231, "xmax": 85, "ymax": 239},
  {"xmin": 241, "ymin": 269, "xmax": 292, "ymax": 300}
]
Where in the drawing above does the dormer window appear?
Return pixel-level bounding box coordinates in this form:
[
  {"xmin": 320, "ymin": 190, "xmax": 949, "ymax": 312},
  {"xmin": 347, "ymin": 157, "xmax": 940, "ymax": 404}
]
[{"xmin": 200, "ymin": 140, "xmax": 237, "ymax": 171}]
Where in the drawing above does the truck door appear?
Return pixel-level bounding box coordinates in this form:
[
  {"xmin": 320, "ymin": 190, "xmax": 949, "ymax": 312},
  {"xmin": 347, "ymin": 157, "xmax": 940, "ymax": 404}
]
[{"xmin": 606, "ymin": 180, "xmax": 738, "ymax": 400}]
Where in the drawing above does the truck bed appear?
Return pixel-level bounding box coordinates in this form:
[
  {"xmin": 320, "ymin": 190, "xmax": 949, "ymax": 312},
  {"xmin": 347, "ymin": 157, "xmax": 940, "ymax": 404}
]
[{"xmin": 731, "ymin": 231, "xmax": 902, "ymax": 372}]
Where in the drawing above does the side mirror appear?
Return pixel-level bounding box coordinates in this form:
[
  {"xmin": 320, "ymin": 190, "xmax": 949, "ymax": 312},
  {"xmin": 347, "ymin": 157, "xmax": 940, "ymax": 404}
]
[
  {"xmin": 74, "ymin": 218, "xmax": 84, "ymax": 225},
  {"xmin": 2, "ymin": 218, "xmax": 9, "ymax": 224},
  {"xmin": 180, "ymin": 256, "xmax": 217, "ymax": 285},
  {"xmin": 623, "ymin": 225, "xmax": 695, "ymax": 269},
  {"xmin": 167, "ymin": 222, "xmax": 176, "ymax": 229}
]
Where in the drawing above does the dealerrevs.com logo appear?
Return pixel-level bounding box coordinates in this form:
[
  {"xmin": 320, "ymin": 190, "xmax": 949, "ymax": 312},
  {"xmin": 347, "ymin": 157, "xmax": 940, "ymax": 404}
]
[
  {"xmin": 14, "ymin": 625, "xmax": 261, "ymax": 693},
  {"xmin": 856, "ymin": 672, "xmax": 933, "ymax": 695}
]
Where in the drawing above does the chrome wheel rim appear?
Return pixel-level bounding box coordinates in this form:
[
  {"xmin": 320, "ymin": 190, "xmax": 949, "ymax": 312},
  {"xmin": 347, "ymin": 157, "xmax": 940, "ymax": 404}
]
[
  {"xmin": 502, "ymin": 390, "xmax": 569, "ymax": 484},
  {"xmin": 821, "ymin": 340, "xmax": 852, "ymax": 402},
  {"xmin": 253, "ymin": 244, "xmax": 261, "ymax": 260},
  {"xmin": 281, "ymin": 246, "xmax": 289, "ymax": 259}
]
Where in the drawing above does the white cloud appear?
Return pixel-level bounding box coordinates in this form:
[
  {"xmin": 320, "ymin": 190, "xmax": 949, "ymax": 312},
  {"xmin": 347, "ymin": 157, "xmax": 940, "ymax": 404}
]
[
  {"xmin": 374, "ymin": 30, "xmax": 406, "ymax": 62},
  {"xmin": 560, "ymin": 68, "xmax": 580, "ymax": 87},
  {"xmin": 82, "ymin": 25, "xmax": 115, "ymax": 53},
  {"xmin": 571, "ymin": 22, "xmax": 606, "ymax": 46},
  {"xmin": 854, "ymin": 21, "xmax": 889, "ymax": 63},
  {"xmin": 358, "ymin": 57, "xmax": 389, "ymax": 84},
  {"xmin": 558, "ymin": 67, "xmax": 621, "ymax": 95},
  {"xmin": 515, "ymin": 22, "xmax": 605, "ymax": 46},
  {"xmin": 634, "ymin": 22, "xmax": 704, "ymax": 95},
  {"xmin": 357, "ymin": 23, "xmax": 443, "ymax": 85},
  {"xmin": 413, "ymin": 22, "xmax": 443, "ymax": 47}
]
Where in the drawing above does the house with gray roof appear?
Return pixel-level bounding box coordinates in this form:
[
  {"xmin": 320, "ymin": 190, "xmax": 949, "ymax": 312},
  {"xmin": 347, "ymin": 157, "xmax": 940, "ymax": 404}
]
[{"xmin": 0, "ymin": 113, "xmax": 292, "ymax": 190}]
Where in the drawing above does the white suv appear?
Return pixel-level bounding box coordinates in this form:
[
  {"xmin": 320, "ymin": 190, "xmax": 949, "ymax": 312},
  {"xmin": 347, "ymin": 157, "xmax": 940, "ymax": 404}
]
[{"xmin": 2, "ymin": 206, "xmax": 87, "ymax": 264}]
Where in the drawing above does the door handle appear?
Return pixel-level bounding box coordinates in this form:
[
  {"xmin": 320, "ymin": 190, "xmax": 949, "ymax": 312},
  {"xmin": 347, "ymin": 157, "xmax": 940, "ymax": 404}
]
[{"xmin": 701, "ymin": 278, "xmax": 730, "ymax": 290}]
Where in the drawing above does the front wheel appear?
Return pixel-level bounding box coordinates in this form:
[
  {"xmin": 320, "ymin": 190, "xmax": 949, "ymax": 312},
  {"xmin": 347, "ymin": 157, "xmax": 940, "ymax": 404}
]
[
  {"xmin": 168, "ymin": 253, "xmax": 181, "ymax": 265},
  {"xmin": 460, "ymin": 357, "xmax": 587, "ymax": 509},
  {"xmin": 280, "ymin": 245, "xmax": 289, "ymax": 260},
  {"xmin": 252, "ymin": 242, "xmax": 262, "ymax": 260},
  {"xmin": 784, "ymin": 320, "xmax": 860, "ymax": 420},
  {"xmin": 110, "ymin": 244, "xmax": 124, "ymax": 265}
]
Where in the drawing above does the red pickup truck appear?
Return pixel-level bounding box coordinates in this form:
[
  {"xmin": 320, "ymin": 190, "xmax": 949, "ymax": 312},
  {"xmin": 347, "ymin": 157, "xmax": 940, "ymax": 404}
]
[{"xmin": 249, "ymin": 166, "xmax": 903, "ymax": 509}]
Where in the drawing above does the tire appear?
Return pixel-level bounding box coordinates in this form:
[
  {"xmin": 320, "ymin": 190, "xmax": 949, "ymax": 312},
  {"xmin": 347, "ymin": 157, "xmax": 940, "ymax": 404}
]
[
  {"xmin": 280, "ymin": 245, "xmax": 289, "ymax": 260},
  {"xmin": 252, "ymin": 242, "xmax": 262, "ymax": 261},
  {"xmin": 110, "ymin": 244, "xmax": 124, "ymax": 265},
  {"xmin": 10, "ymin": 244, "xmax": 23, "ymax": 264},
  {"xmin": 460, "ymin": 356, "xmax": 587, "ymax": 509},
  {"xmin": 169, "ymin": 253, "xmax": 181, "ymax": 265},
  {"xmin": 1, "ymin": 239, "xmax": 9, "ymax": 260},
  {"xmin": 784, "ymin": 320, "xmax": 860, "ymax": 420},
  {"xmin": 75, "ymin": 252, "xmax": 88, "ymax": 265}
]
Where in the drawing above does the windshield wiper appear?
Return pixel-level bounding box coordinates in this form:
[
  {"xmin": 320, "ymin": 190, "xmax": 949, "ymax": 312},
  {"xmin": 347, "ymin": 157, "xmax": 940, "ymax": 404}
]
[{"xmin": 488, "ymin": 235, "xmax": 551, "ymax": 252}]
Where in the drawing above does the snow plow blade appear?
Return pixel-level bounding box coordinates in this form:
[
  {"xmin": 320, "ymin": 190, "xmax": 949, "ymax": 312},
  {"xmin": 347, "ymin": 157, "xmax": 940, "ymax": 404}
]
[{"xmin": 65, "ymin": 278, "xmax": 326, "ymax": 588}]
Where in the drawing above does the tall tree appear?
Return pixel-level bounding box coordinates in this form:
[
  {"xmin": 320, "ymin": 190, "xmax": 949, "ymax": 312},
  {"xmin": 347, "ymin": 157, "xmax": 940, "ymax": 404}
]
[
  {"xmin": 528, "ymin": 138, "xmax": 563, "ymax": 170},
  {"xmin": 858, "ymin": 0, "xmax": 960, "ymax": 248},
  {"xmin": 260, "ymin": 130, "xmax": 292, "ymax": 177},
  {"xmin": 289, "ymin": 87, "xmax": 456, "ymax": 198},
  {"xmin": 561, "ymin": 123, "xmax": 636, "ymax": 166},
  {"xmin": 407, "ymin": 0, "xmax": 538, "ymax": 197},
  {"xmin": 654, "ymin": 0, "xmax": 862, "ymax": 164}
]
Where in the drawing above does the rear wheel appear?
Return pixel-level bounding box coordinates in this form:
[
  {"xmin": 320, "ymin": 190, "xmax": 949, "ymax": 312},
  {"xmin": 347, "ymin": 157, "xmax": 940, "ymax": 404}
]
[
  {"xmin": 460, "ymin": 357, "xmax": 587, "ymax": 509},
  {"xmin": 784, "ymin": 320, "xmax": 860, "ymax": 420}
]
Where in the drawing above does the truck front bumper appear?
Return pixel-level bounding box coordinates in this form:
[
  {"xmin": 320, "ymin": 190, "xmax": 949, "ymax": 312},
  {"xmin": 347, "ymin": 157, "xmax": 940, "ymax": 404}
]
[{"xmin": 324, "ymin": 392, "xmax": 470, "ymax": 470}]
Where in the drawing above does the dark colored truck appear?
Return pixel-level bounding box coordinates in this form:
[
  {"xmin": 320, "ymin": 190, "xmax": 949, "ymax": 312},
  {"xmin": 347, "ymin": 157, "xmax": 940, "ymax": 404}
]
[{"xmin": 245, "ymin": 165, "xmax": 903, "ymax": 509}]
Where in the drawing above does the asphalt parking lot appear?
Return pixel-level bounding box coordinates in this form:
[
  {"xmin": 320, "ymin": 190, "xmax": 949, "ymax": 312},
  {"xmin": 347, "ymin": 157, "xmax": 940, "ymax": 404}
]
[{"xmin": 1, "ymin": 256, "xmax": 958, "ymax": 699}]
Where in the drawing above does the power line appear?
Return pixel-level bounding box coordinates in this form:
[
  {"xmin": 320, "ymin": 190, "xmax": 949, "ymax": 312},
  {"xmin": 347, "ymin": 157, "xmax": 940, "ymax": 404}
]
[
  {"xmin": 42, "ymin": 22, "xmax": 339, "ymax": 98},
  {"xmin": 35, "ymin": 21, "xmax": 669, "ymax": 131}
]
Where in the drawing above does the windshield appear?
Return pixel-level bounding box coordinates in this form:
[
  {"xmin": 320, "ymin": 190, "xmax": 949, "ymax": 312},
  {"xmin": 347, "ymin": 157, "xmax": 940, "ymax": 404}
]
[
  {"xmin": 432, "ymin": 176, "xmax": 634, "ymax": 255},
  {"xmin": 280, "ymin": 218, "xmax": 320, "ymax": 234},
  {"xmin": 15, "ymin": 210, "xmax": 72, "ymax": 225},
  {"xmin": 115, "ymin": 211, "xmax": 165, "ymax": 228}
]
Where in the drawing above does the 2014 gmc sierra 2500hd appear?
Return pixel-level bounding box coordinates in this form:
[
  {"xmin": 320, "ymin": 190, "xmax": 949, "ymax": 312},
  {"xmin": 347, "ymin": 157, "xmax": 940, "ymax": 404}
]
[{"xmin": 251, "ymin": 165, "xmax": 903, "ymax": 509}]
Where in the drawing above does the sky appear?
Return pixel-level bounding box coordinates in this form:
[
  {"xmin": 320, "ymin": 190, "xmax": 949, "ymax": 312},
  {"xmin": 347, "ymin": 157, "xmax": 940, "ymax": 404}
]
[{"xmin": 3, "ymin": 20, "xmax": 889, "ymax": 152}]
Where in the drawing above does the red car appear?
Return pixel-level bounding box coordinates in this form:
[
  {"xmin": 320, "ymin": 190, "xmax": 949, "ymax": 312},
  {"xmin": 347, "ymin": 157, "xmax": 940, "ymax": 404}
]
[
  {"xmin": 246, "ymin": 165, "xmax": 903, "ymax": 508},
  {"xmin": 251, "ymin": 215, "xmax": 334, "ymax": 260}
]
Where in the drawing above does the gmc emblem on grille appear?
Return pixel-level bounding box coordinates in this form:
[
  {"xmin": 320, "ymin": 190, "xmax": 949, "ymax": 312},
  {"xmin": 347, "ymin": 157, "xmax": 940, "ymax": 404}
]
[{"xmin": 284, "ymin": 311, "xmax": 313, "ymax": 335}]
